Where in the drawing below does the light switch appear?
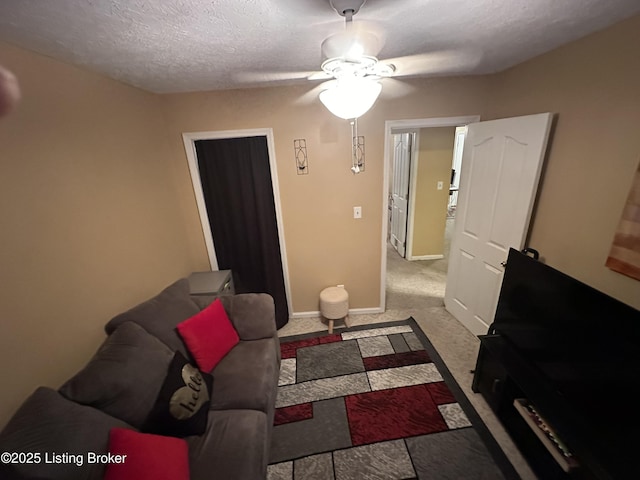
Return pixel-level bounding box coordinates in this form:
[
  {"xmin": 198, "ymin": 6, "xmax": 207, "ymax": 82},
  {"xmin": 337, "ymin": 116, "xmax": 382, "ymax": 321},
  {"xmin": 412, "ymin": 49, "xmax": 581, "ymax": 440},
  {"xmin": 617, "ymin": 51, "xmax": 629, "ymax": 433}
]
[
  {"xmin": 437, "ymin": 181, "xmax": 444, "ymax": 190},
  {"xmin": 353, "ymin": 206, "xmax": 362, "ymax": 219}
]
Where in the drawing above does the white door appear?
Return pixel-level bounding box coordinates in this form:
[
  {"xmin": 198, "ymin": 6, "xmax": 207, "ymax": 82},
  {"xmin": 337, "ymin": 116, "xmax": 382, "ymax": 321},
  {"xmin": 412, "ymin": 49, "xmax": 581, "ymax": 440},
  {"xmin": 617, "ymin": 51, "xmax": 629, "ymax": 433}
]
[
  {"xmin": 444, "ymin": 113, "xmax": 553, "ymax": 335},
  {"xmin": 448, "ymin": 126, "xmax": 467, "ymax": 214},
  {"xmin": 390, "ymin": 133, "xmax": 412, "ymax": 257}
]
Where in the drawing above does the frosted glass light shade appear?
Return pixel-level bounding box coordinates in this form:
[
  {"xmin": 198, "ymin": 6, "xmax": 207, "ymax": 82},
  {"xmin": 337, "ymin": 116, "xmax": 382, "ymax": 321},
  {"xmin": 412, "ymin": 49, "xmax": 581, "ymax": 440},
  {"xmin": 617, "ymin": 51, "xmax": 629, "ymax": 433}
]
[{"xmin": 319, "ymin": 77, "xmax": 382, "ymax": 119}]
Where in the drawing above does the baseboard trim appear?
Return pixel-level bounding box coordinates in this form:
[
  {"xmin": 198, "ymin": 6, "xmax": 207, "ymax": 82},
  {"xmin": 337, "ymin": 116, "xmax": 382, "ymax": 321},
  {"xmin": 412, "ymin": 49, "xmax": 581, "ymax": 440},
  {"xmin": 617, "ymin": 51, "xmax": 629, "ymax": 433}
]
[
  {"xmin": 291, "ymin": 311, "xmax": 321, "ymax": 319},
  {"xmin": 349, "ymin": 307, "xmax": 384, "ymax": 315},
  {"xmin": 408, "ymin": 254, "xmax": 444, "ymax": 261},
  {"xmin": 290, "ymin": 307, "xmax": 384, "ymax": 319}
]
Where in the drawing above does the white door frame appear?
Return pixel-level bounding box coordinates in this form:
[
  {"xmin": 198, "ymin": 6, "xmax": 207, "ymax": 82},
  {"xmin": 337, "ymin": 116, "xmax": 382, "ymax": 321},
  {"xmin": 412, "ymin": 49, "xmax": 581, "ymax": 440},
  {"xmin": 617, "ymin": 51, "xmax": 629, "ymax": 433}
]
[
  {"xmin": 182, "ymin": 128, "xmax": 293, "ymax": 315},
  {"xmin": 380, "ymin": 116, "xmax": 481, "ymax": 311}
]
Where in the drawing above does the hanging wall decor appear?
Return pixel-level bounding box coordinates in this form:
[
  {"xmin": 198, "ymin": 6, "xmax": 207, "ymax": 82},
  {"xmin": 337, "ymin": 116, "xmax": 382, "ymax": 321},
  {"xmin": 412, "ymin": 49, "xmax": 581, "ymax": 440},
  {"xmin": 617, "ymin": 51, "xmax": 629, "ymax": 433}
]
[
  {"xmin": 606, "ymin": 159, "xmax": 640, "ymax": 281},
  {"xmin": 354, "ymin": 135, "xmax": 365, "ymax": 172},
  {"xmin": 350, "ymin": 119, "xmax": 365, "ymax": 174},
  {"xmin": 294, "ymin": 139, "xmax": 308, "ymax": 175}
]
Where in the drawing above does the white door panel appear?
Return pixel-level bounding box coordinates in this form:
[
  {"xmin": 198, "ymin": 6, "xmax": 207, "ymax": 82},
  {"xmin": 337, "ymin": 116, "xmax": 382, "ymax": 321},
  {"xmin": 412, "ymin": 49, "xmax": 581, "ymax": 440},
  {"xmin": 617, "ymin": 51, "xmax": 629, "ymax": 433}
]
[
  {"xmin": 391, "ymin": 133, "xmax": 412, "ymax": 257},
  {"xmin": 445, "ymin": 113, "xmax": 553, "ymax": 335}
]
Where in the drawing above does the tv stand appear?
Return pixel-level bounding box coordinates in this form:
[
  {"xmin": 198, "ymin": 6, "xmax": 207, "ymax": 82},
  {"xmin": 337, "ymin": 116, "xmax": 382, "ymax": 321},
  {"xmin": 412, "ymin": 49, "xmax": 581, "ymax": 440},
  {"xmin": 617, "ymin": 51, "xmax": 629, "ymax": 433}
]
[{"xmin": 474, "ymin": 335, "xmax": 592, "ymax": 479}]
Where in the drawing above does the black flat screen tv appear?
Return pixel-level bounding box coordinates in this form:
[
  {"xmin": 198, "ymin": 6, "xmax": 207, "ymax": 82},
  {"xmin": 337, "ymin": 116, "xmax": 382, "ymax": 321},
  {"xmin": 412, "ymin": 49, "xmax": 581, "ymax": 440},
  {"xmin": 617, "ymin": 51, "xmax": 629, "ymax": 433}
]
[{"xmin": 491, "ymin": 248, "xmax": 640, "ymax": 477}]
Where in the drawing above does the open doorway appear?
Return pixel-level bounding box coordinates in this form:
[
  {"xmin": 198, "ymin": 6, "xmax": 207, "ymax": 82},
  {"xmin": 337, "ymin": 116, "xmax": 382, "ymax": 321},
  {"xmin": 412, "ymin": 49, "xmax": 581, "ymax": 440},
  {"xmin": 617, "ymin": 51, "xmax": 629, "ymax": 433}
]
[{"xmin": 380, "ymin": 116, "xmax": 480, "ymax": 311}]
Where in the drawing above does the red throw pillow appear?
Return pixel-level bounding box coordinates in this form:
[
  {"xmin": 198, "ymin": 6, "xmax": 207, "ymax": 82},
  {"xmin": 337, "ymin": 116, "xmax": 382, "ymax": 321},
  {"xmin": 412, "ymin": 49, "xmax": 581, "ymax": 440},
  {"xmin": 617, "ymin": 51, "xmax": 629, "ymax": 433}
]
[
  {"xmin": 177, "ymin": 298, "xmax": 240, "ymax": 372},
  {"xmin": 103, "ymin": 428, "xmax": 189, "ymax": 480}
]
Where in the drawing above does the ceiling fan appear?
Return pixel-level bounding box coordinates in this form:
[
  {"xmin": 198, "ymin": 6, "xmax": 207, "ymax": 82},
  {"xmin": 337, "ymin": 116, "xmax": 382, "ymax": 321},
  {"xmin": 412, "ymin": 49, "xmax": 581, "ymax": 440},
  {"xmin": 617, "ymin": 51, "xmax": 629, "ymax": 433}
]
[
  {"xmin": 310, "ymin": 0, "xmax": 475, "ymax": 119},
  {"xmin": 237, "ymin": 0, "xmax": 477, "ymax": 116},
  {"xmin": 314, "ymin": 0, "xmax": 395, "ymax": 119}
]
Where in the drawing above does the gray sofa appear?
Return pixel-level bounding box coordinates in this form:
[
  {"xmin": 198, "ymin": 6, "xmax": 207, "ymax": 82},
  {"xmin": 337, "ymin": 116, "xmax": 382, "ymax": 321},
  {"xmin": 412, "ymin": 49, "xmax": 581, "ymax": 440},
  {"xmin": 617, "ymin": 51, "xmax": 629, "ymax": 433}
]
[{"xmin": 0, "ymin": 278, "xmax": 281, "ymax": 480}]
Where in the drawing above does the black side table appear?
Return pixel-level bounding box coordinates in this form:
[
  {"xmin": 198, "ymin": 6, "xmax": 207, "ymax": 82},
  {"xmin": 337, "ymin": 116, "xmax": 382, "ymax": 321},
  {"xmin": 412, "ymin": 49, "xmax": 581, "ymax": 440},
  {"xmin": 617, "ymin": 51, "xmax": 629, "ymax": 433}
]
[{"xmin": 187, "ymin": 270, "xmax": 234, "ymax": 296}]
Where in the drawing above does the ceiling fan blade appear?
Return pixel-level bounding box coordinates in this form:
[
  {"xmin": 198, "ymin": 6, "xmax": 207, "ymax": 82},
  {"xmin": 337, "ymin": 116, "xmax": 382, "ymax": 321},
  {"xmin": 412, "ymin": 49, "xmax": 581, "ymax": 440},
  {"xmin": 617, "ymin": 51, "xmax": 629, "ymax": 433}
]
[
  {"xmin": 383, "ymin": 50, "xmax": 482, "ymax": 78},
  {"xmin": 294, "ymin": 80, "xmax": 336, "ymax": 106},
  {"xmin": 307, "ymin": 71, "xmax": 334, "ymax": 81},
  {"xmin": 378, "ymin": 78, "xmax": 417, "ymax": 99},
  {"xmin": 234, "ymin": 70, "xmax": 322, "ymax": 85}
]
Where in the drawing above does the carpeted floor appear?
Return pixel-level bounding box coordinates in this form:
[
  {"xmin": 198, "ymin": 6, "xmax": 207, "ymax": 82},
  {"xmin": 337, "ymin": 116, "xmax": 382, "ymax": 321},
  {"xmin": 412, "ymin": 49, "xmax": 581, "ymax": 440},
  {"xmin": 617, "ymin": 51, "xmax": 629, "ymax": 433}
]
[{"xmin": 268, "ymin": 319, "xmax": 519, "ymax": 480}]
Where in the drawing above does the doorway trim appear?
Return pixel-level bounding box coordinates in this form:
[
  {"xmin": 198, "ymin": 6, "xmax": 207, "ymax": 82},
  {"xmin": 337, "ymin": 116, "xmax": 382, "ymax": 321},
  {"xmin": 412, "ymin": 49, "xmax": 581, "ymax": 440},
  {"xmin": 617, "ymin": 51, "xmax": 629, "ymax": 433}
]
[
  {"xmin": 380, "ymin": 116, "xmax": 481, "ymax": 311},
  {"xmin": 182, "ymin": 128, "xmax": 293, "ymax": 315}
]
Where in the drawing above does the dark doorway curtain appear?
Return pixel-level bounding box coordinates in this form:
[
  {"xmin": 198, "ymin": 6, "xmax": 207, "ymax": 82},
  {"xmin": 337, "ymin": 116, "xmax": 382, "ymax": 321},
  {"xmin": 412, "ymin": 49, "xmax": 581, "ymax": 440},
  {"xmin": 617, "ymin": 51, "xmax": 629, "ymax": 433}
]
[{"xmin": 195, "ymin": 136, "xmax": 289, "ymax": 329}]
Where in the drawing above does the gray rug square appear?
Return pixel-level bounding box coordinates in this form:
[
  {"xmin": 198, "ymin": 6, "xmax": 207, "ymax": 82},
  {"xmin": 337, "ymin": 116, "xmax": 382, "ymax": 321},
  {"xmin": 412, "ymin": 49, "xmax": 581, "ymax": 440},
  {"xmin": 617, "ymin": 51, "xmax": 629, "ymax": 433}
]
[
  {"xmin": 406, "ymin": 429, "xmax": 505, "ymax": 479},
  {"xmin": 269, "ymin": 397, "xmax": 352, "ymax": 464},
  {"xmin": 295, "ymin": 453, "xmax": 334, "ymax": 480},
  {"xmin": 296, "ymin": 339, "xmax": 365, "ymax": 382},
  {"xmin": 357, "ymin": 335, "xmax": 395, "ymax": 357},
  {"xmin": 388, "ymin": 333, "xmax": 411, "ymax": 353},
  {"xmin": 267, "ymin": 461, "xmax": 292, "ymax": 480},
  {"xmin": 333, "ymin": 439, "xmax": 416, "ymax": 480}
]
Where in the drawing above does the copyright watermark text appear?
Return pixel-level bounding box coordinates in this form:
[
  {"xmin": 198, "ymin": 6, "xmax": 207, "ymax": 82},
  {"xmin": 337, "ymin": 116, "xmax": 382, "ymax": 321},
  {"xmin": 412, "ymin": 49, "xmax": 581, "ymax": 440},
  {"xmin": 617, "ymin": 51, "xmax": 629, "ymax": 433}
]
[{"xmin": 1, "ymin": 451, "xmax": 127, "ymax": 467}]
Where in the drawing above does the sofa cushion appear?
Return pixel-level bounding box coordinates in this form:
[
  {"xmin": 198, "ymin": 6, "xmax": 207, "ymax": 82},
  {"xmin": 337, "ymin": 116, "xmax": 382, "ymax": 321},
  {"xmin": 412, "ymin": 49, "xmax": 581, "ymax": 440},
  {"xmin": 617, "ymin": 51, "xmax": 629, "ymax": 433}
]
[
  {"xmin": 59, "ymin": 322, "xmax": 173, "ymax": 429},
  {"xmin": 193, "ymin": 294, "xmax": 278, "ymax": 341},
  {"xmin": 177, "ymin": 298, "xmax": 240, "ymax": 372},
  {"xmin": 105, "ymin": 278, "xmax": 200, "ymax": 357},
  {"xmin": 0, "ymin": 387, "xmax": 130, "ymax": 480},
  {"xmin": 187, "ymin": 409, "xmax": 269, "ymax": 480},
  {"xmin": 103, "ymin": 428, "xmax": 190, "ymax": 480},
  {"xmin": 209, "ymin": 337, "xmax": 279, "ymax": 414},
  {"xmin": 143, "ymin": 352, "xmax": 213, "ymax": 438},
  {"xmin": 220, "ymin": 294, "xmax": 278, "ymax": 340}
]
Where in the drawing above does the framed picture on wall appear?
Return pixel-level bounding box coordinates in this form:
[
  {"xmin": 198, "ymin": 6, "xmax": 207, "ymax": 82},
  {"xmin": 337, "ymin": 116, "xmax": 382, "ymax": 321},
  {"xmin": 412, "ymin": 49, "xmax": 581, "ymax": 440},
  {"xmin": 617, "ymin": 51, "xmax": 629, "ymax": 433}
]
[{"xmin": 606, "ymin": 159, "xmax": 640, "ymax": 281}]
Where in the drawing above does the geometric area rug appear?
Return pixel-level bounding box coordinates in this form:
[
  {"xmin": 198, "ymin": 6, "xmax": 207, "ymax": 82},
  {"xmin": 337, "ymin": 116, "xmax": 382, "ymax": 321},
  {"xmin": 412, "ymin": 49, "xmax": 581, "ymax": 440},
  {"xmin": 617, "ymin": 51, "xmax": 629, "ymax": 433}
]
[{"xmin": 267, "ymin": 318, "xmax": 520, "ymax": 480}]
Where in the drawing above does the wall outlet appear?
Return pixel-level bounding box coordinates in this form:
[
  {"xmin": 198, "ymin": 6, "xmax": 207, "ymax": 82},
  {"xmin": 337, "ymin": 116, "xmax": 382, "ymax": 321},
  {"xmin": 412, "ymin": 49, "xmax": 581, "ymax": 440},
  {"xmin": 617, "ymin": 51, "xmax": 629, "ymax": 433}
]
[
  {"xmin": 437, "ymin": 181, "xmax": 444, "ymax": 190},
  {"xmin": 353, "ymin": 206, "xmax": 362, "ymax": 219}
]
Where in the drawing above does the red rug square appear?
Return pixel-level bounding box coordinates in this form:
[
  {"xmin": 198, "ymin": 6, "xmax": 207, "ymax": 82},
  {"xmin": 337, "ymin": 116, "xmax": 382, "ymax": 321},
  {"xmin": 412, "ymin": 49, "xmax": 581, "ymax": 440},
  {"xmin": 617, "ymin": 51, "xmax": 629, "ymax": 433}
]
[
  {"xmin": 280, "ymin": 335, "xmax": 342, "ymax": 359},
  {"xmin": 280, "ymin": 338, "xmax": 319, "ymax": 359},
  {"xmin": 345, "ymin": 384, "xmax": 449, "ymax": 446},
  {"xmin": 274, "ymin": 403, "xmax": 313, "ymax": 426},
  {"xmin": 427, "ymin": 381, "xmax": 457, "ymax": 405},
  {"xmin": 362, "ymin": 350, "xmax": 430, "ymax": 371},
  {"xmin": 318, "ymin": 334, "xmax": 342, "ymax": 344}
]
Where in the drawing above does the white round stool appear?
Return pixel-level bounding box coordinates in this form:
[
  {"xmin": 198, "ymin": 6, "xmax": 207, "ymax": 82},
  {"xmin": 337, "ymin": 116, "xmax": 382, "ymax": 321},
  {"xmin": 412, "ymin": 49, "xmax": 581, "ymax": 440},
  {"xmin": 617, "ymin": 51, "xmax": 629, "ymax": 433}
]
[{"xmin": 319, "ymin": 286, "xmax": 350, "ymax": 334}]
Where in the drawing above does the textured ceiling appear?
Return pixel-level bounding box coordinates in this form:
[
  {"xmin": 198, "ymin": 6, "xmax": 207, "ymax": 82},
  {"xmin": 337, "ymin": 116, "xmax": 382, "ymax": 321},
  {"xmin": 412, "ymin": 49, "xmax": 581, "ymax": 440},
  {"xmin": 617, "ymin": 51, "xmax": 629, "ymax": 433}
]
[{"xmin": 0, "ymin": 0, "xmax": 639, "ymax": 94}]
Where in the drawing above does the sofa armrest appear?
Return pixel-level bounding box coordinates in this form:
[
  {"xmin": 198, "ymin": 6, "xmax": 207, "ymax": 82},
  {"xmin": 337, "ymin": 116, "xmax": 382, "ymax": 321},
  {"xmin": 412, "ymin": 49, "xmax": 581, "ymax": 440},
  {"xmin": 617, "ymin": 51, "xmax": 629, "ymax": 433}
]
[{"xmin": 191, "ymin": 293, "xmax": 277, "ymax": 341}]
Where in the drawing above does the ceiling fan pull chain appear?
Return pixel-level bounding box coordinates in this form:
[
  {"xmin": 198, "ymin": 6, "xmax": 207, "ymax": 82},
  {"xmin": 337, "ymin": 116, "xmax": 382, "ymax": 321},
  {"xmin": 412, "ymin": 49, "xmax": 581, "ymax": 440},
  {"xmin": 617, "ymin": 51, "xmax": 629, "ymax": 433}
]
[
  {"xmin": 351, "ymin": 117, "xmax": 361, "ymax": 174},
  {"xmin": 351, "ymin": 119, "xmax": 356, "ymax": 166}
]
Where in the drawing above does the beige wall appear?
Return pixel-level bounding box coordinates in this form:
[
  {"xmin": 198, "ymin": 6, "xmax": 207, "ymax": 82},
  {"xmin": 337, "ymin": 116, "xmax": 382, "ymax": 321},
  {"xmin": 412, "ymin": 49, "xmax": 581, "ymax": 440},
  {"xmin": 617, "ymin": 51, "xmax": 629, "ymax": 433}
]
[
  {"xmin": 485, "ymin": 14, "xmax": 640, "ymax": 309},
  {"xmin": 412, "ymin": 127, "xmax": 455, "ymax": 257},
  {"xmin": 0, "ymin": 43, "xmax": 199, "ymax": 427},
  {"xmin": 159, "ymin": 76, "xmax": 491, "ymax": 313}
]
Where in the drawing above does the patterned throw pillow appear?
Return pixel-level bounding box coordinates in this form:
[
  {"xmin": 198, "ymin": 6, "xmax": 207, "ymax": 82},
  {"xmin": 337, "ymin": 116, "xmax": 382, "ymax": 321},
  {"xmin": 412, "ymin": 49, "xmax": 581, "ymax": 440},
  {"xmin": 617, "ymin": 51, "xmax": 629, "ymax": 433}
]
[{"xmin": 143, "ymin": 352, "xmax": 213, "ymax": 437}]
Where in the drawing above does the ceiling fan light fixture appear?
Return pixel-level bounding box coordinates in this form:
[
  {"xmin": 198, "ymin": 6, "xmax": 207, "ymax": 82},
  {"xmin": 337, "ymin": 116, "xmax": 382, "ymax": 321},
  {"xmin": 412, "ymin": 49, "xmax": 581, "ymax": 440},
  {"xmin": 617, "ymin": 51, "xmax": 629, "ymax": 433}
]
[
  {"xmin": 319, "ymin": 76, "xmax": 382, "ymax": 119},
  {"xmin": 321, "ymin": 30, "xmax": 382, "ymax": 62},
  {"xmin": 321, "ymin": 55, "xmax": 377, "ymax": 77}
]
